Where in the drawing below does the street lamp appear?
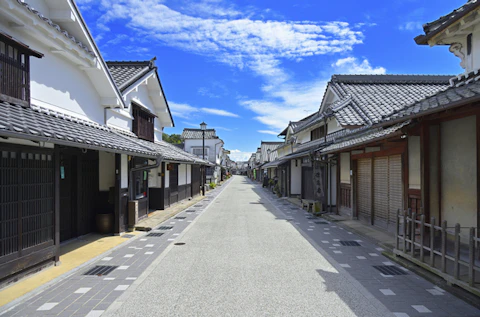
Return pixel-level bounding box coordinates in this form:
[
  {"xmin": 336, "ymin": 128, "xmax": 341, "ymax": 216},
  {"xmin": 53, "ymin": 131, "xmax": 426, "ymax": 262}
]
[{"xmin": 200, "ymin": 122, "xmax": 207, "ymax": 195}]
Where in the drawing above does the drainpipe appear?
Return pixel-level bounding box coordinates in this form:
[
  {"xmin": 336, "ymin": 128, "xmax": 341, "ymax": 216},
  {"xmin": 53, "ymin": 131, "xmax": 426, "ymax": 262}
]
[{"xmin": 129, "ymin": 155, "xmax": 163, "ymax": 200}]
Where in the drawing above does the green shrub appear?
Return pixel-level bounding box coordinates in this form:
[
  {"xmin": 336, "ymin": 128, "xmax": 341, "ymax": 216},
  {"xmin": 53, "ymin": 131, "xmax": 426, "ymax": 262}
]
[{"xmin": 209, "ymin": 182, "xmax": 217, "ymax": 189}]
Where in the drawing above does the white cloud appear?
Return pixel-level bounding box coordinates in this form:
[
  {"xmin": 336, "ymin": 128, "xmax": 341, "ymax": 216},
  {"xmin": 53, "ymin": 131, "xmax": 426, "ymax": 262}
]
[
  {"xmin": 170, "ymin": 102, "xmax": 239, "ymax": 118},
  {"xmin": 229, "ymin": 149, "xmax": 253, "ymax": 161},
  {"xmin": 258, "ymin": 130, "xmax": 280, "ymax": 135},
  {"xmin": 169, "ymin": 102, "xmax": 198, "ymax": 119},
  {"xmin": 84, "ymin": 0, "xmax": 365, "ymax": 83},
  {"xmin": 200, "ymin": 108, "xmax": 239, "ymax": 118},
  {"xmin": 332, "ymin": 57, "xmax": 386, "ymax": 75},
  {"xmin": 399, "ymin": 21, "xmax": 423, "ymax": 31}
]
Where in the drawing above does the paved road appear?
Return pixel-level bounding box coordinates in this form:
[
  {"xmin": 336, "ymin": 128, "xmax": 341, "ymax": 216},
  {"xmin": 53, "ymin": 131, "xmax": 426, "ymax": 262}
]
[
  {"xmin": 4, "ymin": 176, "xmax": 479, "ymax": 316},
  {"xmin": 105, "ymin": 176, "xmax": 394, "ymax": 317}
]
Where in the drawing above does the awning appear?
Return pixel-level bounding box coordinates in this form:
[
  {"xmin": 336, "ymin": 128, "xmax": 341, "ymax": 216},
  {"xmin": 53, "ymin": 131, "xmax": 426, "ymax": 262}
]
[
  {"xmin": 0, "ymin": 101, "xmax": 158, "ymax": 157},
  {"xmin": 320, "ymin": 121, "xmax": 410, "ymax": 154},
  {"xmin": 262, "ymin": 158, "xmax": 289, "ymax": 168}
]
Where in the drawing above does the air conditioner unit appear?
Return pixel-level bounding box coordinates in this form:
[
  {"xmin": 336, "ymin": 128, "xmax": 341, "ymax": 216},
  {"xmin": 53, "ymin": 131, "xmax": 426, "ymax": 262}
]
[{"xmin": 128, "ymin": 200, "xmax": 139, "ymax": 228}]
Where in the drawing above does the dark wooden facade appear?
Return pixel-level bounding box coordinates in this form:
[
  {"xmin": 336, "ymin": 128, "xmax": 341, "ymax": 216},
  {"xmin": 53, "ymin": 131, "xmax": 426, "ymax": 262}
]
[{"xmin": 132, "ymin": 103, "xmax": 155, "ymax": 142}]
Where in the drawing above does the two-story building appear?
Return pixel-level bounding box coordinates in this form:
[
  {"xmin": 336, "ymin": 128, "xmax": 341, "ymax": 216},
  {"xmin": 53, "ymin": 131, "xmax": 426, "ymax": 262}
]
[
  {"xmin": 182, "ymin": 128, "xmax": 224, "ymax": 184},
  {"xmin": 0, "ymin": 0, "xmax": 164, "ymax": 284}
]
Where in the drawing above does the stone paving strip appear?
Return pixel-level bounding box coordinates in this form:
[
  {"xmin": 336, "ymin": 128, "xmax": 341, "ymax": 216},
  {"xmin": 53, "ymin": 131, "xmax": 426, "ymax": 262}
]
[
  {"xmin": 0, "ymin": 180, "xmax": 232, "ymax": 317},
  {"xmin": 259, "ymin": 185, "xmax": 480, "ymax": 317}
]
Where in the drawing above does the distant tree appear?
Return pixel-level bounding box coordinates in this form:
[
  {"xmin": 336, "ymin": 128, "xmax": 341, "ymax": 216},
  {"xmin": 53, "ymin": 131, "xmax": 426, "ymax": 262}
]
[{"xmin": 162, "ymin": 133, "xmax": 183, "ymax": 144}]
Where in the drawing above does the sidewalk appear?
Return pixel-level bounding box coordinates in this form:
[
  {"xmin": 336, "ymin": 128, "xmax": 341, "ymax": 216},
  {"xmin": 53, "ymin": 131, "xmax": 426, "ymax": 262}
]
[
  {"xmin": 0, "ymin": 180, "xmax": 230, "ymax": 315},
  {"xmin": 259, "ymin": 186, "xmax": 480, "ymax": 317}
]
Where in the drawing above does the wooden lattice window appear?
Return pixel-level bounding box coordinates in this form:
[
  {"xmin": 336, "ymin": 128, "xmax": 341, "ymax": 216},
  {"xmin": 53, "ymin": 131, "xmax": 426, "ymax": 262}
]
[
  {"xmin": 0, "ymin": 32, "xmax": 43, "ymax": 106},
  {"xmin": 0, "ymin": 146, "xmax": 54, "ymax": 263},
  {"xmin": 311, "ymin": 126, "xmax": 326, "ymax": 141},
  {"xmin": 132, "ymin": 103, "xmax": 155, "ymax": 142}
]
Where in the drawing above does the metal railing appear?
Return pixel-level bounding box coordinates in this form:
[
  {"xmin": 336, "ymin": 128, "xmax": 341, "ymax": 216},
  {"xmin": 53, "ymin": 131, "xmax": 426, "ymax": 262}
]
[{"xmin": 395, "ymin": 209, "xmax": 480, "ymax": 289}]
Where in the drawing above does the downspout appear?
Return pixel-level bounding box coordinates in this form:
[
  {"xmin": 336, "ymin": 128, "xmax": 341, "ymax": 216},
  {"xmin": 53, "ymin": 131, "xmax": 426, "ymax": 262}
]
[{"xmin": 129, "ymin": 155, "xmax": 163, "ymax": 200}]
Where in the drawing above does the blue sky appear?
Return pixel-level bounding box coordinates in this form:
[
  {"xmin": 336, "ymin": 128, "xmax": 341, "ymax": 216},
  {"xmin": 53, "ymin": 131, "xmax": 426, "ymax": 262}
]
[{"xmin": 78, "ymin": 0, "xmax": 465, "ymax": 161}]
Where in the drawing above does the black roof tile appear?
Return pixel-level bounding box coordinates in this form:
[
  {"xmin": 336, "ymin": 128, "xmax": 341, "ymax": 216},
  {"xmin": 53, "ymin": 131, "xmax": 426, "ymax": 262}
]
[
  {"xmin": 182, "ymin": 129, "xmax": 218, "ymax": 139},
  {"xmin": 106, "ymin": 61, "xmax": 153, "ymax": 91},
  {"xmin": 0, "ymin": 101, "xmax": 158, "ymax": 157}
]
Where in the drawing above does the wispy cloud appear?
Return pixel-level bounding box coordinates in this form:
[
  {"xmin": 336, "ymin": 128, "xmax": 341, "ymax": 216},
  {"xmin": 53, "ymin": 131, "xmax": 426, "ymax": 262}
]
[
  {"xmin": 258, "ymin": 130, "xmax": 280, "ymax": 135},
  {"xmin": 201, "ymin": 108, "xmax": 239, "ymax": 118},
  {"xmin": 170, "ymin": 101, "xmax": 239, "ymax": 119},
  {"xmin": 399, "ymin": 21, "xmax": 423, "ymax": 31},
  {"xmin": 82, "ymin": 0, "xmax": 365, "ymax": 82}
]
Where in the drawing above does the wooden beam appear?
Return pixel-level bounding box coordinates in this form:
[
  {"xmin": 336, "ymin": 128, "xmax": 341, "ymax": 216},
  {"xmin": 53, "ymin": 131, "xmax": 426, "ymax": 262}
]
[
  {"xmin": 54, "ymin": 146, "xmax": 60, "ymax": 264},
  {"xmin": 114, "ymin": 154, "xmax": 121, "ymax": 235},
  {"xmin": 420, "ymin": 122, "xmax": 430, "ymax": 219}
]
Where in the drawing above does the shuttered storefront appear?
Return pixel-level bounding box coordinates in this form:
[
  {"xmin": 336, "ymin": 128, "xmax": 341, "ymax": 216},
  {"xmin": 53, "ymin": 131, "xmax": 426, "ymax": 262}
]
[
  {"xmin": 388, "ymin": 155, "xmax": 403, "ymax": 231},
  {"xmin": 373, "ymin": 157, "xmax": 389, "ymax": 229},
  {"xmin": 356, "ymin": 154, "xmax": 403, "ymax": 232},
  {"xmin": 357, "ymin": 158, "xmax": 372, "ymax": 224}
]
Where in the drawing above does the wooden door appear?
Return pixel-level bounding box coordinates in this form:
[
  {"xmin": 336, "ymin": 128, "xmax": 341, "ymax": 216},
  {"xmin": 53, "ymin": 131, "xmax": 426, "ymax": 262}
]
[
  {"xmin": 357, "ymin": 158, "xmax": 372, "ymax": 224},
  {"xmin": 60, "ymin": 154, "xmax": 77, "ymax": 242},
  {"xmin": 169, "ymin": 164, "xmax": 179, "ymax": 204},
  {"xmin": 191, "ymin": 165, "xmax": 200, "ymax": 197},
  {"xmin": 302, "ymin": 166, "xmax": 314, "ymax": 200},
  {"xmin": 373, "ymin": 157, "xmax": 389, "ymax": 230}
]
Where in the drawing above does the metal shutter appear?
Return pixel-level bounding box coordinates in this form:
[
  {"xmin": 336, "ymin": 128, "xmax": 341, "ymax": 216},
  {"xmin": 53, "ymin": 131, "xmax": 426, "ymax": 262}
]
[
  {"xmin": 357, "ymin": 158, "xmax": 372, "ymax": 224},
  {"xmin": 388, "ymin": 155, "xmax": 403, "ymax": 232},
  {"xmin": 373, "ymin": 157, "xmax": 389, "ymax": 229}
]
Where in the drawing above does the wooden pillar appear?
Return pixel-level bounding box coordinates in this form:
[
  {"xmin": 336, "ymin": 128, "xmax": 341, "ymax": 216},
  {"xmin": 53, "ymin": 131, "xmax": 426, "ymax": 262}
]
[
  {"xmin": 54, "ymin": 146, "xmax": 60, "ymax": 264},
  {"xmin": 420, "ymin": 122, "xmax": 430, "ymax": 219},
  {"xmin": 477, "ymin": 115, "xmax": 480, "ymax": 237},
  {"xmin": 114, "ymin": 153, "xmax": 121, "ymax": 235},
  {"xmin": 336, "ymin": 155, "xmax": 340, "ymax": 215}
]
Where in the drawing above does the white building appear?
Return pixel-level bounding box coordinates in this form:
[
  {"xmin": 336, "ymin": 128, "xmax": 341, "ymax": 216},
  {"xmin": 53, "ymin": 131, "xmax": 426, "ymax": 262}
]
[{"xmin": 182, "ymin": 128, "xmax": 225, "ymax": 184}]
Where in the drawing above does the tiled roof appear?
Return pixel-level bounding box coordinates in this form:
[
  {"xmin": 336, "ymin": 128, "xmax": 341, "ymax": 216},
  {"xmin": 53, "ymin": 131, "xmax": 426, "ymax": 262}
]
[
  {"xmin": 415, "ymin": 0, "xmax": 480, "ymax": 45},
  {"xmin": 0, "ymin": 101, "xmax": 157, "ymax": 157},
  {"xmin": 15, "ymin": 0, "xmax": 95, "ymax": 57},
  {"xmin": 182, "ymin": 128, "xmax": 217, "ymax": 139},
  {"xmin": 321, "ymin": 121, "xmax": 410, "ymax": 154},
  {"xmin": 329, "ymin": 74, "xmax": 451, "ymax": 126},
  {"xmin": 106, "ymin": 61, "xmax": 153, "ymax": 91},
  {"xmin": 383, "ymin": 78, "xmax": 480, "ymax": 122}
]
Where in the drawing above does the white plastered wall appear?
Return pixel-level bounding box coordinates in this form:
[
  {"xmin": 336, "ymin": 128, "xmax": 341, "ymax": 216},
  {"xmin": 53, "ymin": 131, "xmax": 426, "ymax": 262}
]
[
  {"xmin": 121, "ymin": 154, "xmax": 128, "ymax": 189},
  {"xmin": 99, "ymin": 151, "xmax": 115, "ymax": 191},
  {"xmin": 408, "ymin": 136, "xmax": 421, "ymax": 190},
  {"xmin": 164, "ymin": 168, "xmax": 170, "ymax": 188},
  {"xmin": 340, "ymin": 152, "xmax": 350, "ymax": 184},
  {"xmin": 179, "ymin": 164, "xmax": 187, "ymax": 186},
  {"xmin": 187, "ymin": 165, "xmax": 192, "ymax": 184},
  {"xmin": 441, "ymin": 116, "xmax": 477, "ymax": 241},
  {"xmin": 290, "ymin": 159, "xmax": 301, "ymax": 195},
  {"xmin": 327, "ymin": 118, "xmax": 342, "ymax": 134}
]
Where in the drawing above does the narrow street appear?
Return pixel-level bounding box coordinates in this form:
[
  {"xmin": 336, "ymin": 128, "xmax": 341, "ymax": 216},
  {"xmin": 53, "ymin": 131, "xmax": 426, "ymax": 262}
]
[{"xmin": 3, "ymin": 176, "xmax": 480, "ymax": 317}]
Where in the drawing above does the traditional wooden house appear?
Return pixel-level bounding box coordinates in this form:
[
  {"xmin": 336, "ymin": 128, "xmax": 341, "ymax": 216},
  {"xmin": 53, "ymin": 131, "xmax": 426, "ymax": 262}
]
[
  {"xmin": 105, "ymin": 60, "xmax": 207, "ymax": 213},
  {"xmin": 0, "ymin": 0, "xmax": 162, "ymax": 284},
  {"xmin": 319, "ymin": 74, "xmax": 451, "ymax": 231}
]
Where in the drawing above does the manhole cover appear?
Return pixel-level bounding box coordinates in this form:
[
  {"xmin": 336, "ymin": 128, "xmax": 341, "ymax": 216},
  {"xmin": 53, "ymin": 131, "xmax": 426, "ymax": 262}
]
[
  {"xmin": 194, "ymin": 205, "xmax": 203, "ymax": 207},
  {"xmin": 84, "ymin": 265, "xmax": 117, "ymax": 276},
  {"xmin": 174, "ymin": 242, "xmax": 186, "ymax": 246},
  {"xmin": 147, "ymin": 232, "xmax": 164, "ymax": 237},
  {"xmin": 250, "ymin": 202, "xmax": 265, "ymax": 204},
  {"xmin": 157, "ymin": 226, "xmax": 173, "ymax": 230},
  {"xmin": 340, "ymin": 241, "xmax": 361, "ymax": 246},
  {"xmin": 373, "ymin": 265, "xmax": 408, "ymax": 276},
  {"xmin": 314, "ymin": 221, "xmax": 328, "ymax": 225},
  {"xmin": 306, "ymin": 216, "xmax": 316, "ymax": 220},
  {"xmin": 291, "ymin": 207, "xmax": 298, "ymax": 210},
  {"xmin": 175, "ymin": 216, "xmax": 186, "ymax": 219},
  {"xmin": 121, "ymin": 234, "xmax": 135, "ymax": 239},
  {"xmin": 186, "ymin": 209, "xmax": 196, "ymax": 213}
]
